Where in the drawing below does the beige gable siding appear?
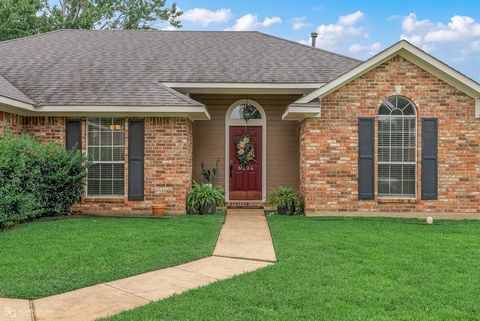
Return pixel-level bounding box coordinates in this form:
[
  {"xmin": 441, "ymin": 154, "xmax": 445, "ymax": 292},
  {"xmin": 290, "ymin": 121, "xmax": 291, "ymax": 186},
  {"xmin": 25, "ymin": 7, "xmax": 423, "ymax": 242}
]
[{"xmin": 191, "ymin": 94, "xmax": 301, "ymax": 197}]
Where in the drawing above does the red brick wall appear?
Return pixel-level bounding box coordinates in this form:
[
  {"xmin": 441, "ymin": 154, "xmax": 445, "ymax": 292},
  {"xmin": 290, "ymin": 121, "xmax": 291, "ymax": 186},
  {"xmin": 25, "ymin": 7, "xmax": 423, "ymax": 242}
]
[
  {"xmin": 22, "ymin": 116, "xmax": 66, "ymax": 145},
  {"xmin": 0, "ymin": 111, "xmax": 24, "ymax": 135},
  {"xmin": 0, "ymin": 113, "xmax": 65, "ymax": 144},
  {"xmin": 300, "ymin": 55, "xmax": 480, "ymax": 214},
  {"xmin": 1, "ymin": 112, "xmax": 193, "ymax": 215},
  {"xmin": 74, "ymin": 117, "xmax": 193, "ymax": 215}
]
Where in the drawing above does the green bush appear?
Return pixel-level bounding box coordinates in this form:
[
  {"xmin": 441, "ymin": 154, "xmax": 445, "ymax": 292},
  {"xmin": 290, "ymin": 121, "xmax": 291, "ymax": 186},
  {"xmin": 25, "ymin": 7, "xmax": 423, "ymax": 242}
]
[
  {"xmin": 187, "ymin": 182, "xmax": 224, "ymax": 215},
  {"xmin": 0, "ymin": 134, "xmax": 90, "ymax": 228}
]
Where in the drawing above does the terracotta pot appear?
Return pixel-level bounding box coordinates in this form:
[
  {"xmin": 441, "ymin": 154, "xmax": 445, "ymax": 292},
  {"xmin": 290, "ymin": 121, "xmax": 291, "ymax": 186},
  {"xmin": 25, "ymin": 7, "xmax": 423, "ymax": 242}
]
[{"xmin": 152, "ymin": 204, "xmax": 167, "ymax": 217}]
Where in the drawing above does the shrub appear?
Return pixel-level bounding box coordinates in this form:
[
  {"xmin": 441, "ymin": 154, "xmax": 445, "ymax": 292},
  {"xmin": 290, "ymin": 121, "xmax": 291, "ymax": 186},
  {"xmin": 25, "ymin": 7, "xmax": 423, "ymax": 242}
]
[
  {"xmin": 187, "ymin": 182, "xmax": 224, "ymax": 215},
  {"xmin": 267, "ymin": 187, "xmax": 304, "ymax": 215},
  {"xmin": 0, "ymin": 134, "xmax": 90, "ymax": 228}
]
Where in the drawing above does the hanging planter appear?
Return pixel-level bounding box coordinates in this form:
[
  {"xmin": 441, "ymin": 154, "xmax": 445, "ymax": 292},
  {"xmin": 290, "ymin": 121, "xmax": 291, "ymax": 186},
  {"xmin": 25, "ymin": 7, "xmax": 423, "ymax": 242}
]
[{"xmin": 236, "ymin": 134, "xmax": 255, "ymax": 168}]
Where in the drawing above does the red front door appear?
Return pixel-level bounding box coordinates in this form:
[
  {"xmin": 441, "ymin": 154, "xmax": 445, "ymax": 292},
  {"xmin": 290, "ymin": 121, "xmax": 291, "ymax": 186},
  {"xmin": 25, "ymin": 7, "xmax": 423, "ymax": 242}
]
[{"xmin": 229, "ymin": 126, "xmax": 262, "ymax": 200}]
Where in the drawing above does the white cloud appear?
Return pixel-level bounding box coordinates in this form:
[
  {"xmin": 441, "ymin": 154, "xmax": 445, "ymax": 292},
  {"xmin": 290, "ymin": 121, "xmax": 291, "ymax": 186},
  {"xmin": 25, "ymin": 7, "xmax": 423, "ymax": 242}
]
[
  {"xmin": 292, "ymin": 17, "xmax": 308, "ymax": 30},
  {"xmin": 400, "ymin": 13, "xmax": 480, "ymax": 51},
  {"xmin": 471, "ymin": 39, "xmax": 480, "ymax": 52},
  {"xmin": 226, "ymin": 14, "xmax": 282, "ymax": 31},
  {"xmin": 182, "ymin": 8, "xmax": 232, "ymax": 26},
  {"xmin": 161, "ymin": 25, "xmax": 178, "ymax": 31},
  {"xmin": 300, "ymin": 10, "xmax": 367, "ymax": 51},
  {"xmin": 401, "ymin": 13, "xmax": 433, "ymax": 33},
  {"xmin": 348, "ymin": 42, "xmax": 382, "ymax": 54},
  {"xmin": 338, "ymin": 10, "xmax": 364, "ymax": 26},
  {"xmin": 263, "ymin": 16, "xmax": 282, "ymax": 27}
]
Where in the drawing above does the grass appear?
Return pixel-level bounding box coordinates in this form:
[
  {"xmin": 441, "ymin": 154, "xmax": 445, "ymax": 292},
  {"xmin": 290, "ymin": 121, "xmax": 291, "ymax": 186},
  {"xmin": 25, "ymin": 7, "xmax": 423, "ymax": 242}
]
[
  {"xmin": 0, "ymin": 214, "xmax": 224, "ymax": 299},
  {"xmin": 107, "ymin": 216, "xmax": 480, "ymax": 321}
]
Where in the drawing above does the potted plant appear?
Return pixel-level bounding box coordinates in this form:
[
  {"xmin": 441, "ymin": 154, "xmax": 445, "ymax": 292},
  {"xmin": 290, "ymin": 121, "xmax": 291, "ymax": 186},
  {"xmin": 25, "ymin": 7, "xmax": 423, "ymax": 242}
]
[
  {"xmin": 267, "ymin": 187, "xmax": 303, "ymax": 215},
  {"xmin": 151, "ymin": 204, "xmax": 167, "ymax": 216},
  {"xmin": 187, "ymin": 182, "xmax": 224, "ymax": 215},
  {"xmin": 201, "ymin": 160, "xmax": 219, "ymax": 186}
]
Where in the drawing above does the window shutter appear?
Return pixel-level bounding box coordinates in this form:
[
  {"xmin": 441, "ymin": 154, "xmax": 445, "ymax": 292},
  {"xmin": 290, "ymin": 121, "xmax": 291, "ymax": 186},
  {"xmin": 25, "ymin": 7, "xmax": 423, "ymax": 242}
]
[
  {"xmin": 128, "ymin": 120, "xmax": 145, "ymax": 201},
  {"xmin": 421, "ymin": 118, "xmax": 438, "ymax": 200},
  {"xmin": 358, "ymin": 118, "xmax": 375, "ymax": 199},
  {"xmin": 65, "ymin": 120, "xmax": 82, "ymax": 150}
]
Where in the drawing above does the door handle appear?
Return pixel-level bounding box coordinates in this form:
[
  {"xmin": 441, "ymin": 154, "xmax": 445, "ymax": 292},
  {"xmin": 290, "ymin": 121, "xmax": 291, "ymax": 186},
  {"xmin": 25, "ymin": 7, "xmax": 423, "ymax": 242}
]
[{"xmin": 229, "ymin": 160, "xmax": 233, "ymax": 177}]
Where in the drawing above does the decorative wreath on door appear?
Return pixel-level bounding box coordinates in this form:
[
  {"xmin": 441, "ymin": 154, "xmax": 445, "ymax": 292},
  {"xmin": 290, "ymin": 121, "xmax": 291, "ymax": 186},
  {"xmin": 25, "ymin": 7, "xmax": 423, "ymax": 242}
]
[{"xmin": 236, "ymin": 134, "xmax": 255, "ymax": 168}]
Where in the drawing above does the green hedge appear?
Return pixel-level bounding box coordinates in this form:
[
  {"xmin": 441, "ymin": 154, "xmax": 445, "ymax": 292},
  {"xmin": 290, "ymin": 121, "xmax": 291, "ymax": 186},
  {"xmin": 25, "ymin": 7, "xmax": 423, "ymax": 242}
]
[{"xmin": 0, "ymin": 134, "xmax": 90, "ymax": 228}]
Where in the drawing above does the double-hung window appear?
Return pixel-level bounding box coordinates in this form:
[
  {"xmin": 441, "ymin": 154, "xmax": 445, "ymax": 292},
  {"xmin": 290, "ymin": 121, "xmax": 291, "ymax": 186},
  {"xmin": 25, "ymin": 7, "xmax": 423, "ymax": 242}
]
[
  {"xmin": 378, "ymin": 96, "xmax": 417, "ymax": 198},
  {"xmin": 87, "ymin": 118, "xmax": 125, "ymax": 196}
]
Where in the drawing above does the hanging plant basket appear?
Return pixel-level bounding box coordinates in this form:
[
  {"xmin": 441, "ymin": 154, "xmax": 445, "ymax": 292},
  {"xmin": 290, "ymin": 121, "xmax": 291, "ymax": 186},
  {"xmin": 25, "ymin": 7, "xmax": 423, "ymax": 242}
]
[{"xmin": 235, "ymin": 134, "xmax": 256, "ymax": 168}]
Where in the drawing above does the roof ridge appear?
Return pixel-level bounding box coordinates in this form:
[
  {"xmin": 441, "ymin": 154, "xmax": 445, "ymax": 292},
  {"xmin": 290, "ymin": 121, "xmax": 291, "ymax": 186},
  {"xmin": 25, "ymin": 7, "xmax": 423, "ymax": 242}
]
[
  {"xmin": 0, "ymin": 73, "xmax": 36, "ymax": 105},
  {"xmin": 253, "ymin": 31, "xmax": 363, "ymax": 63},
  {"xmin": 55, "ymin": 29, "xmax": 259, "ymax": 33},
  {"xmin": 0, "ymin": 29, "xmax": 66, "ymax": 46}
]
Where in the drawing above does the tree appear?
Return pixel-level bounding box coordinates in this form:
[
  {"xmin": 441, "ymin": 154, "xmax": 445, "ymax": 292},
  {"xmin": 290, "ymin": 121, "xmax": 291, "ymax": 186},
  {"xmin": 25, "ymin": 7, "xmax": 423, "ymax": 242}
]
[
  {"xmin": 0, "ymin": 0, "xmax": 182, "ymax": 41},
  {"xmin": 0, "ymin": 0, "xmax": 48, "ymax": 41}
]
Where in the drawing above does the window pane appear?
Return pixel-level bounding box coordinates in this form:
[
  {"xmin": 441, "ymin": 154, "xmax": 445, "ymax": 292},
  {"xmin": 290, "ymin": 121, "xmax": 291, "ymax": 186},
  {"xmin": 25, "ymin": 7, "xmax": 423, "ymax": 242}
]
[
  {"xmin": 88, "ymin": 147, "xmax": 99, "ymax": 162},
  {"xmin": 113, "ymin": 180, "xmax": 124, "ymax": 195},
  {"xmin": 88, "ymin": 118, "xmax": 100, "ymax": 131},
  {"xmin": 113, "ymin": 132, "xmax": 124, "ymax": 146},
  {"xmin": 403, "ymin": 148, "xmax": 416, "ymax": 162},
  {"xmin": 100, "ymin": 180, "xmax": 113, "ymax": 195},
  {"xmin": 378, "ymin": 105, "xmax": 390, "ymax": 115},
  {"xmin": 87, "ymin": 179, "xmax": 100, "ymax": 195},
  {"xmin": 100, "ymin": 164, "xmax": 113, "ymax": 179},
  {"xmin": 113, "ymin": 164, "xmax": 125, "ymax": 180},
  {"xmin": 88, "ymin": 131, "xmax": 100, "ymax": 146},
  {"xmin": 88, "ymin": 164, "xmax": 100, "ymax": 180},
  {"xmin": 403, "ymin": 104, "xmax": 415, "ymax": 115},
  {"xmin": 230, "ymin": 104, "xmax": 261, "ymax": 120},
  {"xmin": 87, "ymin": 118, "xmax": 125, "ymax": 197},
  {"xmin": 100, "ymin": 118, "xmax": 112, "ymax": 131},
  {"xmin": 378, "ymin": 164, "xmax": 390, "ymax": 195},
  {"xmin": 100, "ymin": 147, "xmax": 112, "ymax": 162},
  {"xmin": 100, "ymin": 132, "xmax": 112, "ymax": 145},
  {"xmin": 377, "ymin": 96, "xmax": 417, "ymax": 198},
  {"xmin": 112, "ymin": 147, "xmax": 124, "ymax": 161},
  {"xmin": 112, "ymin": 118, "xmax": 125, "ymax": 130}
]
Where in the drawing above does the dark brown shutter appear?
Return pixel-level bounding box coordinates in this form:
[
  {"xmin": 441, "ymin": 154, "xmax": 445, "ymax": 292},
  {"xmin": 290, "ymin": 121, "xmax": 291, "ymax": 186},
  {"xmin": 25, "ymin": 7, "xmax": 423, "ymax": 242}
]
[
  {"xmin": 421, "ymin": 118, "xmax": 438, "ymax": 200},
  {"xmin": 128, "ymin": 120, "xmax": 145, "ymax": 201},
  {"xmin": 358, "ymin": 118, "xmax": 375, "ymax": 199},
  {"xmin": 65, "ymin": 120, "xmax": 82, "ymax": 150}
]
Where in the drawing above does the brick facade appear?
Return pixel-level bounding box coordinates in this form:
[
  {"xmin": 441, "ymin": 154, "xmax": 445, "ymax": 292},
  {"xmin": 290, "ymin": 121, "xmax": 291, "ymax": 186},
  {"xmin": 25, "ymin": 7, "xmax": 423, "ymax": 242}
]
[
  {"xmin": 0, "ymin": 112, "xmax": 193, "ymax": 215},
  {"xmin": 300, "ymin": 55, "xmax": 480, "ymax": 214},
  {"xmin": 73, "ymin": 117, "xmax": 193, "ymax": 215},
  {"xmin": 0, "ymin": 112, "xmax": 65, "ymax": 144},
  {"xmin": 0, "ymin": 111, "xmax": 24, "ymax": 136}
]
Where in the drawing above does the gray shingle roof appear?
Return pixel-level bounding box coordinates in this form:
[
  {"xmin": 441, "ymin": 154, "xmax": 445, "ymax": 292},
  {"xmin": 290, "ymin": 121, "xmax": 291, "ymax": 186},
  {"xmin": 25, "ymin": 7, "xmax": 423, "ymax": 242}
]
[
  {"xmin": 0, "ymin": 74, "xmax": 35, "ymax": 104},
  {"xmin": 0, "ymin": 30, "xmax": 361, "ymax": 107}
]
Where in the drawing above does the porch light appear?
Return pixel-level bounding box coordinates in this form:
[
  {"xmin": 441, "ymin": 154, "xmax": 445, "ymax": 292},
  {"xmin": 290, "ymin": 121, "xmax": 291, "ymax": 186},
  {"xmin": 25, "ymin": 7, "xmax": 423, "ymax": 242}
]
[{"xmin": 109, "ymin": 124, "xmax": 122, "ymax": 130}]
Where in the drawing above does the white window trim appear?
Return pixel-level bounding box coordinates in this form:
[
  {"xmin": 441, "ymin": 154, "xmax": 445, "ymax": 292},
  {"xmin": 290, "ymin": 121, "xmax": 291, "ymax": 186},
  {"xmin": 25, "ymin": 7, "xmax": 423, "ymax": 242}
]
[
  {"xmin": 377, "ymin": 97, "xmax": 418, "ymax": 199},
  {"xmin": 224, "ymin": 99, "xmax": 267, "ymax": 202},
  {"xmin": 86, "ymin": 117, "xmax": 126, "ymax": 197}
]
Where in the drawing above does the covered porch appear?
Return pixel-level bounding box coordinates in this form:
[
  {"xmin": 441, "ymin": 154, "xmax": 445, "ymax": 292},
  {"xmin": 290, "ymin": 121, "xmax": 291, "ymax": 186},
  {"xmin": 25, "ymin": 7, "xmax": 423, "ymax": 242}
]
[{"xmin": 191, "ymin": 94, "xmax": 303, "ymax": 205}]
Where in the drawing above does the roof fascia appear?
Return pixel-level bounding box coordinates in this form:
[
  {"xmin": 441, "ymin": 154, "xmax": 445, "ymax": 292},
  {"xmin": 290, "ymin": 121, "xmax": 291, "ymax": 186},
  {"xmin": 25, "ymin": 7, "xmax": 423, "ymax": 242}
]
[{"xmin": 297, "ymin": 40, "xmax": 480, "ymax": 104}]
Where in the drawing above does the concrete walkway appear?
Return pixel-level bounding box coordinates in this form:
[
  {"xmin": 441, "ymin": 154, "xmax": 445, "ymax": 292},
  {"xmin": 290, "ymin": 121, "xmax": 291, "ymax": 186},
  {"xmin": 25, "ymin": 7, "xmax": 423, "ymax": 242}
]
[
  {"xmin": 0, "ymin": 209, "xmax": 275, "ymax": 321},
  {"xmin": 214, "ymin": 209, "xmax": 277, "ymax": 262}
]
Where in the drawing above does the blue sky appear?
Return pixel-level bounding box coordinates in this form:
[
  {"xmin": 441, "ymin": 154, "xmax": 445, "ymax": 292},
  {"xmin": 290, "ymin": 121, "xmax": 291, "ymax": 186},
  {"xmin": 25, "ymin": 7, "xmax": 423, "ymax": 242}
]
[{"xmin": 167, "ymin": 0, "xmax": 480, "ymax": 81}]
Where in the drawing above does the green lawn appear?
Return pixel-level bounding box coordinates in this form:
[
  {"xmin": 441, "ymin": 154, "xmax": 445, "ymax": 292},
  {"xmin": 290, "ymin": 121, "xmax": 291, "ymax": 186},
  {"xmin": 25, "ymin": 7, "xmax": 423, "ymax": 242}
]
[
  {"xmin": 108, "ymin": 216, "xmax": 480, "ymax": 321},
  {"xmin": 0, "ymin": 214, "xmax": 224, "ymax": 299}
]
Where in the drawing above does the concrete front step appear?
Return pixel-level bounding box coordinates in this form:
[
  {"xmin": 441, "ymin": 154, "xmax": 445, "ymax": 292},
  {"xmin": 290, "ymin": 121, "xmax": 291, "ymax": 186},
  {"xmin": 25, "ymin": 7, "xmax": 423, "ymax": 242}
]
[{"xmin": 226, "ymin": 201, "xmax": 265, "ymax": 209}]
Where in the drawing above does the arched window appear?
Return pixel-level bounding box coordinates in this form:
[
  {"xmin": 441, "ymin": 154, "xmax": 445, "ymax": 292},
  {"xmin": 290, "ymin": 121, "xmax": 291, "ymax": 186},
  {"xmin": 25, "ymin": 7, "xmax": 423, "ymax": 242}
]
[
  {"xmin": 378, "ymin": 96, "xmax": 417, "ymax": 198},
  {"xmin": 229, "ymin": 103, "xmax": 262, "ymax": 120}
]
